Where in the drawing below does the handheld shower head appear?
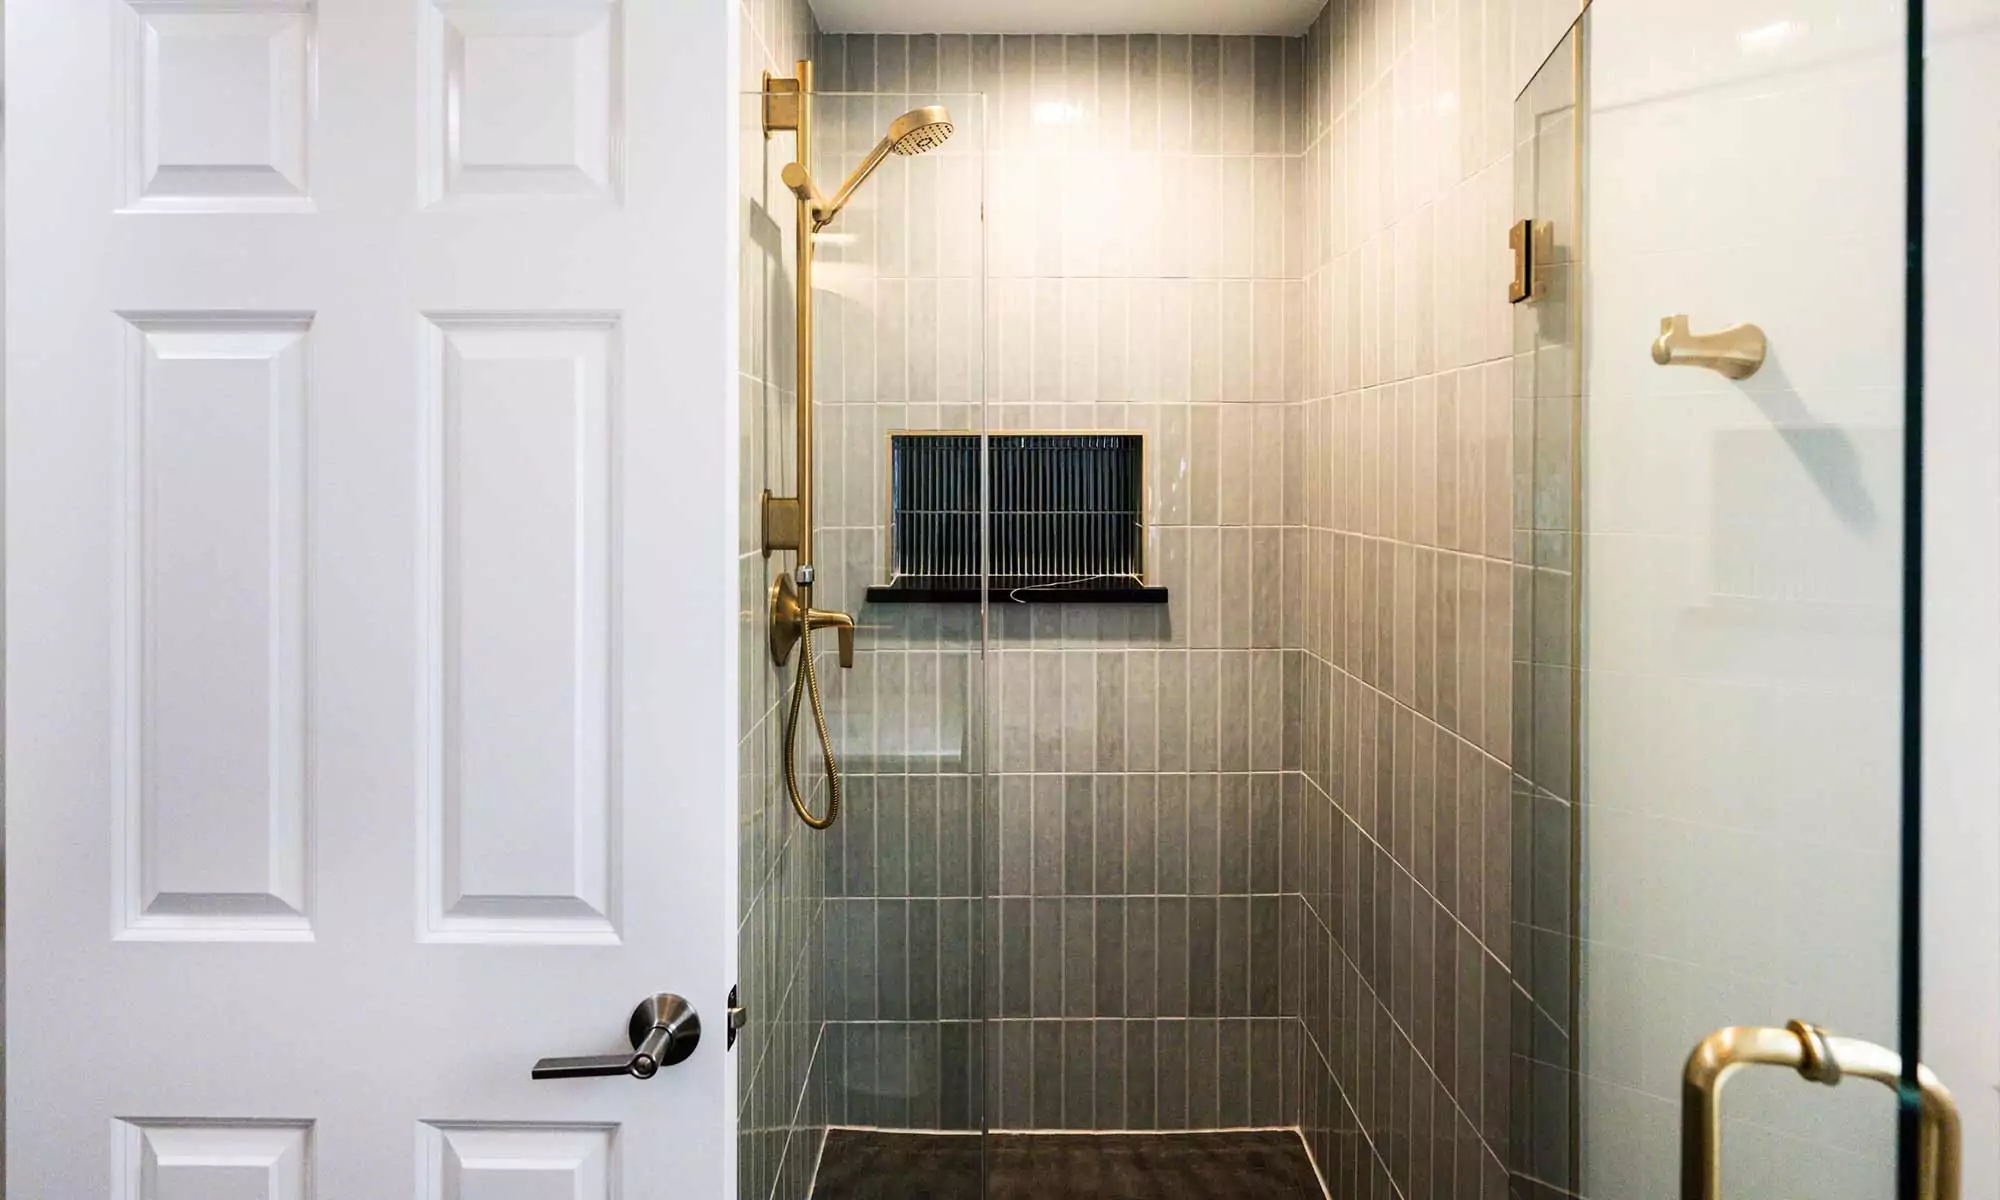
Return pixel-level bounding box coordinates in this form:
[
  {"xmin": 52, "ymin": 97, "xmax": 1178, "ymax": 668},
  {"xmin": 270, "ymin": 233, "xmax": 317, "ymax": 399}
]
[
  {"xmin": 887, "ymin": 106, "xmax": 955, "ymax": 156},
  {"xmin": 810, "ymin": 103, "xmax": 958, "ymax": 230}
]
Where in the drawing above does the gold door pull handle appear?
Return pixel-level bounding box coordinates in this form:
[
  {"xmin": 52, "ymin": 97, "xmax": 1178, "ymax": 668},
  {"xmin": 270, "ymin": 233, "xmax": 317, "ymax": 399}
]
[
  {"xmin": 1651, "ymin": 314, "xmax": 1767, "ymax": 380},
  {"xmin": 1682, "ymin": 1021, "xmax": 1961, "ymax": 1200}
]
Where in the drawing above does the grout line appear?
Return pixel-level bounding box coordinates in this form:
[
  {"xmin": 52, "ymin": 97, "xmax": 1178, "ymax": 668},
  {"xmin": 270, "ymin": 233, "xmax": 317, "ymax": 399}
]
[
  {"xmin": 826, "ymin": 1123, "xmax": 1307, "ymax": 1137},
  {"xmin": 1293, "ymin": 1124, "xmax": 1335, "ymax": 1200},
  {"xmin": 982, "ymin": 1125, "xmax": 1304, "ymax": 1136}
]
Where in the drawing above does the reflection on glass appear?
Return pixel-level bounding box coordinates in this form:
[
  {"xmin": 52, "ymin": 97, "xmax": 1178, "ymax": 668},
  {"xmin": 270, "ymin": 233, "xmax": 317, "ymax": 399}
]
[
  {"xmin": 1517, "ymin": 2, "xmax": 1914, "ymax": 1198},
  {"xmin": 1511, "ymin": 18, "xmax": 1584, "ymax": 1195}
]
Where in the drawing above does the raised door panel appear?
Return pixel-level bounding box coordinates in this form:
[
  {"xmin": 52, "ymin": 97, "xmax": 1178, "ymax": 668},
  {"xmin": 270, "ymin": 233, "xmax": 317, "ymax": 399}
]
[
  {"xmin": 112, "ymin": 1120, "xmax": 313, "ymax": 1200},
  {"xmin": 114, "ymin": 0, "xmax": 316, "ymax": 212},
  {"xmin": 420, "ymin": 314, "xmax": 619, "ymax": 943},
  {"xmin": 419, "ymin": 0, "xmax": 623, "ymax": 206},
  {"xmin": 419, "ymin": 1123, "xmax": 617, "ymax": 1200},
  {"xmin": 114, "ymin": 314, "xmax": 312, "ymax": 941}
]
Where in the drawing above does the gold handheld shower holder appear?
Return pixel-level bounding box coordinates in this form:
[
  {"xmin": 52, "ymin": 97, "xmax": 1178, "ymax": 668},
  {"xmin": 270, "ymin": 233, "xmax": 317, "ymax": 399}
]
[
  {"xmin": 760, "ymin": 61, "xmax": 956, "ymax": 832},
  {"xmin": 757, "ymin": 71, "xmax": 956, "ymax": 563},
  {"xmin": 783, "ymin": 106, "xmax": 955, "ymax": 232}
]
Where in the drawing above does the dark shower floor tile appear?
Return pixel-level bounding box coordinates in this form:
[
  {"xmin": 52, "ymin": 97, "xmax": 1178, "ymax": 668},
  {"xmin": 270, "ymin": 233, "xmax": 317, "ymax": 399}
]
[{"xmin": 810, "ymin": 1129, "xmax": 1325, "ymax": 1200}]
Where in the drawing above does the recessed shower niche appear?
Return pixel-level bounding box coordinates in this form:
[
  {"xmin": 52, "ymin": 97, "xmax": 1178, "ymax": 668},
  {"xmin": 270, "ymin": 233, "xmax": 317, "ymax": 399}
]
[{"xmin": 867, "ymin": 432, "xmax": 1168, "ymax": 604}]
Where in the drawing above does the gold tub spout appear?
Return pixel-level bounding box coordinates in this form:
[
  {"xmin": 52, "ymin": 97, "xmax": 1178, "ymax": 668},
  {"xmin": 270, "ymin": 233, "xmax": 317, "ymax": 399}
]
[
  {"xmin": 807, "ymin": 606, "xmax": 856, "ymax": 669},
  {"xmin": 1652, "ymin": 314, "xmax": 1768, "ymax": 380},
  {"xmin": 767, "ymin": 573, "xmax": 854, "ymax": 670}
]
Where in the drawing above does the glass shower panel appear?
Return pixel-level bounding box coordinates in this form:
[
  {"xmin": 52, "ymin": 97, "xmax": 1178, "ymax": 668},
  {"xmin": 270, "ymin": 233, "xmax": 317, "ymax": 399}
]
[
  {"xmin": 1512, "ymin": 4, "xmax": 1922, "ymax": 1198},
  {"xmin": 731, "ymin": 74, "xmax": 989, "ymax": 1200},
  {"xmin": 737, "ymin": 83, "xmax": 825, "ymax": 1200},
  {"xmin": 806, "ymin": 83, "xmax": 991, "ymax": 1170},
  {"xmin": 1511, "ymin": 23, "xmax": 1583, "ymax": 1197}
]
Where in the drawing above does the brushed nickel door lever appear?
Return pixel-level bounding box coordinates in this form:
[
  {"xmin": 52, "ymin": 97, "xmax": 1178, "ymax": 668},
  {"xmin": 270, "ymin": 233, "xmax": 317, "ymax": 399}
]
[{"xmin": 531, "ymin": 994, "xmax": 701, "ymax": 1080}]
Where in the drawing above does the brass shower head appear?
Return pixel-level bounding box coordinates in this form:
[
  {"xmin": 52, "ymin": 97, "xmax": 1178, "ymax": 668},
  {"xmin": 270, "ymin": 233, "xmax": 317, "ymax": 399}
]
[
  {"xmin": 801, "ymin": 104, "xmax": 957, "ymax": 230},
  {"xmin": 887, "ymin": 105, "xmax": 955, "ymax": 156}
]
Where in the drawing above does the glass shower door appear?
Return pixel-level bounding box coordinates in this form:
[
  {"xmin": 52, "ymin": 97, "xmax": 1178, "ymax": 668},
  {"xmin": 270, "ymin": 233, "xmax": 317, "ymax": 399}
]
[
  {"xmin": 803, "ymin": 77, "xmax": 992, "ymax": 1196},
  {"xmin": 734, "ymin": 65, "xmax": 989, "ymax": 1200},
  {"xmin": 1512, "ymin": 4, "xmax": 1937, "ymax": 1198}
]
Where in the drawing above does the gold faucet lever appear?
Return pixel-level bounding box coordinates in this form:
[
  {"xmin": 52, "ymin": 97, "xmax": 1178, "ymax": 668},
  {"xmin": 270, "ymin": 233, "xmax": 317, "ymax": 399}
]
[{"xmin": 1652, "ymin": 314, "xmax": 1767, "ymax": 380}]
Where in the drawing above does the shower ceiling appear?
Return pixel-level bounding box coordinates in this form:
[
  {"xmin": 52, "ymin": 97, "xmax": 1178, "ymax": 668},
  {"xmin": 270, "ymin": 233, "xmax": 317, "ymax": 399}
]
[{"xmin": 809, "ymin": 0, "xmax": 1322, "ymax": 36}]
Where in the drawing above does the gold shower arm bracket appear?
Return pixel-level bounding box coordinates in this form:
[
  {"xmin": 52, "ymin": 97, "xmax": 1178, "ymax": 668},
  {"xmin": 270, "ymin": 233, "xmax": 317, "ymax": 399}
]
[
  {"xmin": 780, "ymin": 162, "xmax": 819, "ymax": 201},
  {"xmin": 1682, "ymin": 1021, "xmax": 1961, "ymax": 1200},
  {"xmin": 781, "ymin": 162, "xmax": 830, "ymax": 222},
  {"xmin": 1652, "ymin": 314, "xmax": 1768, "ymax": 380}
]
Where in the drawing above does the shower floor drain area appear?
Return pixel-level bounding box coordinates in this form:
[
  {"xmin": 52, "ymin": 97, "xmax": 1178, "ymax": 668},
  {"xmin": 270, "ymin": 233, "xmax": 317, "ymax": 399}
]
[{"xmin": 810, "ymin": 1128, "xmax": 1326, "ymax": 1200}]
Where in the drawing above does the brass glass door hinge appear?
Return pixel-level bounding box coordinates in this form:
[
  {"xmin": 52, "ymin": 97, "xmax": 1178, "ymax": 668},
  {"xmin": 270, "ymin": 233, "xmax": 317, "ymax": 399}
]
[{"xmin": 1509, "ymin": 218, "xmax": 1552, "ymax": 304}]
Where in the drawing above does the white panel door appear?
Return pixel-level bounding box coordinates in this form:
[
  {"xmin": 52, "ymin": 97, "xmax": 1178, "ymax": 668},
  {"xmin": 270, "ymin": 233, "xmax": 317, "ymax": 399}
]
[{"xmin": 6, "ymin": 0, "xmax": 740, "ymax": 1196}]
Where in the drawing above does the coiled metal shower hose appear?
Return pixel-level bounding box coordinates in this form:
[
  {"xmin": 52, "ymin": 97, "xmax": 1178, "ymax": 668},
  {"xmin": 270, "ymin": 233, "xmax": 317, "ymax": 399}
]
[{"xmin": 782, "ymin": 619, "xmax": 841, "ymax": 829}]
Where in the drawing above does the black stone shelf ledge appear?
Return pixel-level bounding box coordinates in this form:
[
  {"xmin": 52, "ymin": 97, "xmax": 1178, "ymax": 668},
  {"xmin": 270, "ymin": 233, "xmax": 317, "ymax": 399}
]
[{"xmin": 865, "ymin": 575, "xmax": 1170, "ymax": 605}]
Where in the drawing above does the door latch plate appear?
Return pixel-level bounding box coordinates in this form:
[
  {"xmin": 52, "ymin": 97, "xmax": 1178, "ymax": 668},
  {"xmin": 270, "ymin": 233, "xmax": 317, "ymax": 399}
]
[{"xmin": 726, "ymin": 985, "xmax": 747, "ymax": 1050}]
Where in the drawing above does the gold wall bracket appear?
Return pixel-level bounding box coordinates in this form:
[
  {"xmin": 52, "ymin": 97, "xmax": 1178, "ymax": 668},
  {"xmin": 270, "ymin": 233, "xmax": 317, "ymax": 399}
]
[
  {"xmin": 762, "ymin": 72, "xmax": 802, "ymax": 135},
  {"xmin": 1652, "ymin": 314, "xmax": 1767, "ymax": 380},
  {"xmin": 761, "ymin": 490, "xmax": 801, "ymax": 557},
  {"xmin": 1682, "ymin": 1021, "xmax": 1961, "ymax": 1200}
]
